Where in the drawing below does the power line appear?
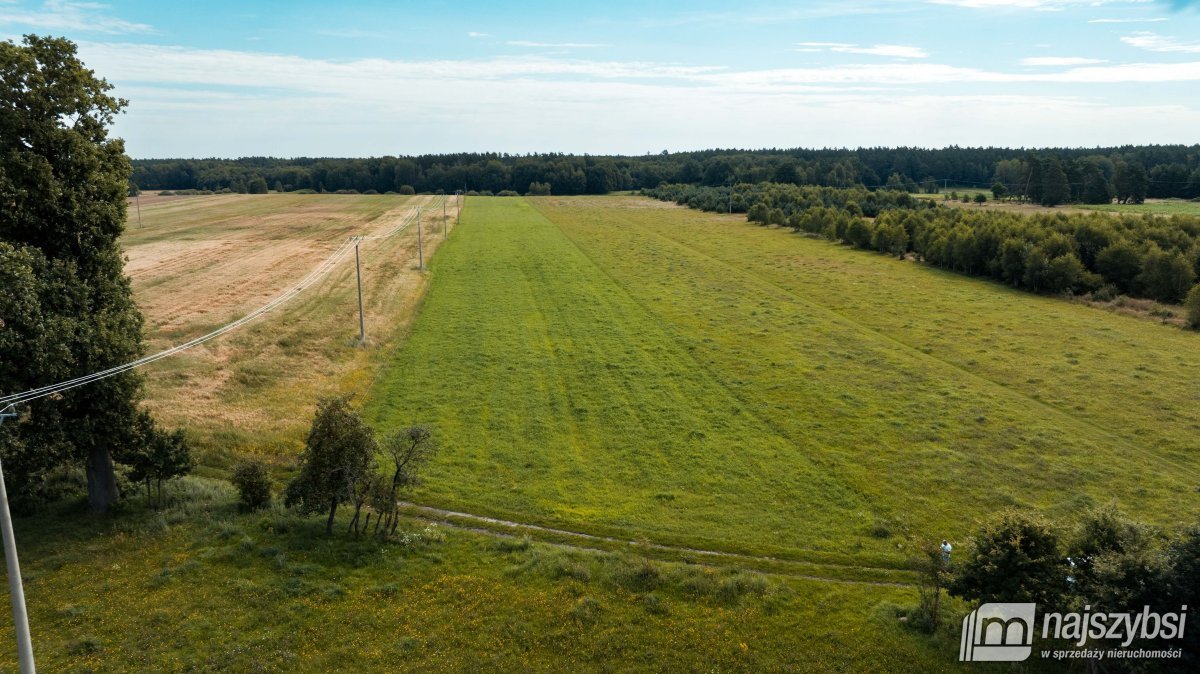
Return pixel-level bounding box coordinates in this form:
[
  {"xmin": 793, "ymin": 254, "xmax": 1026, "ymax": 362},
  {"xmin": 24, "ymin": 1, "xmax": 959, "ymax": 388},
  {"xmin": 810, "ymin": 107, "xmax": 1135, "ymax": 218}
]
[{"xmin": 1, "ymin": 197, "xmax": 449, "ymax": 408}]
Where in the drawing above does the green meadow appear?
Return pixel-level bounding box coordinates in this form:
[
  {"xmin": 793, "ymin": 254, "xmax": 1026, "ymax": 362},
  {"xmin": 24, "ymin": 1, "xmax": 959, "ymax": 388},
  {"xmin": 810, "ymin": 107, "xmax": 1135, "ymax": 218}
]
[
  {"xmin": 370, "ymin": 196, "xmax": 1200, "ymax": 573},
  {"xmin": 7, "ymin": 193, "xmax": 1199, "ymax": 670},
  {"xmin": 2, "ymin": 481, "xmax": 946, "ymax": 672},
  {"xmin": 1083, "ymin": 198, "xmax": 1200, "ymax": 217}
]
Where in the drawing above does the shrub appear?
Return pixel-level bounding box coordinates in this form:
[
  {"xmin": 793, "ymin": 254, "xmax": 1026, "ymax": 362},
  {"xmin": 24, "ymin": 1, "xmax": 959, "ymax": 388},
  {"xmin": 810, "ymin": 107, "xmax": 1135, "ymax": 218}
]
[
  {"xmin": 230, "ymin": 458, "xmax": 271, "ymax": 510},
  {"xmin": 497, "ymin": 190, "xmax": 520, "ymax": 197},
  {"xmin": 398, "ymin": 185, "xmax": 416, "ymax": 195},
  {"xmin": 1186, "ymin": 284, "xmax": 1200, "ymax": 329}
]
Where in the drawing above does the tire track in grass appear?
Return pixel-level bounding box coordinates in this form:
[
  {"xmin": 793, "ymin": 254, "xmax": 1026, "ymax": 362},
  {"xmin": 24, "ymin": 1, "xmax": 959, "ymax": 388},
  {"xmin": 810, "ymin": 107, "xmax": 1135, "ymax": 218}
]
[{"xmin": 397, "ymin": 501, "xmax": 916, "ymax": 587}]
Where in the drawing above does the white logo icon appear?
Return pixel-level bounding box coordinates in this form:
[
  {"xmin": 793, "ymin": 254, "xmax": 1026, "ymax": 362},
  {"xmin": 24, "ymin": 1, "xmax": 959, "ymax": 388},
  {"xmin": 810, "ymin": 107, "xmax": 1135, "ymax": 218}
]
[{"xmin": 960, "ymin": 603, "xmax": 1037, "ymax": 662}]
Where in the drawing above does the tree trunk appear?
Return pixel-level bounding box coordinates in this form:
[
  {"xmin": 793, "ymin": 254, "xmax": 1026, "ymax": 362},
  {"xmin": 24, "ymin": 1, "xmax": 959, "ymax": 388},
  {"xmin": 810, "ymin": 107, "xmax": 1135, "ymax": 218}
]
[
  {"xmin": 325, "ymin": 498, "xmax": 338, "ymax": 535},
  {"xmin": 86, "ymin": 442, "xmax": 119, "ymax": 513},
  {"xmin": 348, "ymin": 502, "xmax": 363, "ymax": 533}
]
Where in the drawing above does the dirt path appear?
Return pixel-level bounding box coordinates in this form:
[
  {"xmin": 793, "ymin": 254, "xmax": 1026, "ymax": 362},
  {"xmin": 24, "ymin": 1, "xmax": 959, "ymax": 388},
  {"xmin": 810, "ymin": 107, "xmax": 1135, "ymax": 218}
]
[{"xmin": 397, "ymin": 501, "xmax": 915, "ymax": 587}]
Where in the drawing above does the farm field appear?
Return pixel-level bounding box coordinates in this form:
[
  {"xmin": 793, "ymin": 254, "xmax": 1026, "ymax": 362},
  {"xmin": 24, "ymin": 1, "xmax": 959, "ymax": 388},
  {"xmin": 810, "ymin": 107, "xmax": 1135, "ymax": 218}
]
[
  {"xmin": 7, "ymin": 193, "xmax": 1198, "ymax": 670},
  {"xmin": 370, "ymin": 196, "xmax": 1200, "ymax": 573},
  {"xmin": 1084, "ymin": 198, "xmax": 1200, "ymax": 216},
  {"xmin": 918, "ymin": 190, "xmax": 1200, "ymax": 217},
  {"xmin": 4, "ymin": 194, "xmax": 957, "ymax": 671},
  {"xmin": 122, "ymin": 193, "xmax": 458, "ymax": 468}
]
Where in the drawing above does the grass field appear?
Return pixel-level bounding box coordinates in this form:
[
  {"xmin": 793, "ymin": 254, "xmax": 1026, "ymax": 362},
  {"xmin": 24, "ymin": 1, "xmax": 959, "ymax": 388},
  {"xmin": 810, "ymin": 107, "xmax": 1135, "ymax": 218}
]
[
  {"xmin": 918, "ymin": 190, "xmax": 1200, "ymax": 217},
  {"xmin": 123, "ymin": 193, "xmax": 458, "ymax": 469},
  {"xmin": 369, "ymin": 196, "xmax": 1200, "ymax": 573},
  {"xmin": 1, "ymin": 483, "xmax": 949, "ymax": 671},
  {"xmin": 1083, "ymin": 198, "xmax": 1200, "ymax": 216},
  {"xmin": 6, "ymin": 193, "xmax": 1198, "ymax": 670}
]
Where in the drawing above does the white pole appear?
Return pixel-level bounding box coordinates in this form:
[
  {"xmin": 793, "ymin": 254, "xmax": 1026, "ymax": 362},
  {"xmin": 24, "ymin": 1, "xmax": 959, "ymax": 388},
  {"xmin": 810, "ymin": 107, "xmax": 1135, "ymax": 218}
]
[{"xmin": 0, "ymin": 406, "xmax": 34, "ymax": 673}]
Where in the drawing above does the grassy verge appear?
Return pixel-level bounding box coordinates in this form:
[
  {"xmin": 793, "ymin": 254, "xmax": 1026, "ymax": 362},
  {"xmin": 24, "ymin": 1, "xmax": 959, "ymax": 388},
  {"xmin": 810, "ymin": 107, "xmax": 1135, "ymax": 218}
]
[{"xmin": 0, "ymin": 479, "xmax": 954, "ymax": 672}]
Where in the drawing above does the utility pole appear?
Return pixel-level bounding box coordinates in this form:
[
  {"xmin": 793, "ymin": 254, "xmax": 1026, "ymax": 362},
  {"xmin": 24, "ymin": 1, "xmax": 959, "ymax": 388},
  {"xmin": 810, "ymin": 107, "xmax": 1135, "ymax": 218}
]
[
  {"xmin": 417, "ymin": 207, "xmax": 424, "ymax": 271},
  {"xmin": 443, "ymin": 197, "xmax": 447, "ymax": 240},
  {"xmin": 0, "ymin": 404, "xmax": 34, "ymax": 674},
  {"xmin": 728, "ymin": 180, "xmax": 733, "ymax": 214},
  {"xmin": 354, "ymin": 238, "xmax": 365, "ymax": 344},
  {"xmin": 134, "ymin": 187, "xmax": 142, "ymax": 228}
]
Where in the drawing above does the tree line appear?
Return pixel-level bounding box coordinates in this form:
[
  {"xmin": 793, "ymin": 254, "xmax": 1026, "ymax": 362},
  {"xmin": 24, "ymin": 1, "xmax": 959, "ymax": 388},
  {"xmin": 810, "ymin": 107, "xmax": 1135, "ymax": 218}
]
[
  {"xmin": 131, "ymin": 145, "xmax": 1200, "ymax": 200},
  {"xmin": 646, "ymin": 183, "xmax": 1200, "ymax": 311}
]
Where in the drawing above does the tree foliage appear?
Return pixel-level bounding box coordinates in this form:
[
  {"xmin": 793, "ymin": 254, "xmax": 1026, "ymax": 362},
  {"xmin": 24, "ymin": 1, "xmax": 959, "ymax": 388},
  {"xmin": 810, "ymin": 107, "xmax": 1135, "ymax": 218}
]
[
  {"xmin": 284, "ymin": 396, "xmax": 377, "ymax": 534},
  {"xmin": 948, "ymin": 510, "xmax": 1068, "ymax": 607},
  {"xmin": 231, "ymin": 458, "xmax": 272, "ymax": 510},
  {"xmin": 130, "ymin": 146, "xmax": 1200, "ymax": 202},
  {"xmin": 125, "ymin": 411, "xmax": 193, "ymax": 506},
  {"xmin": 1186, "ymin": 284, "xmax": 1200, "ymax": 329},
  {"xmin": 0, "ymin": 35, "xmax": 187, "ymax": 511}
]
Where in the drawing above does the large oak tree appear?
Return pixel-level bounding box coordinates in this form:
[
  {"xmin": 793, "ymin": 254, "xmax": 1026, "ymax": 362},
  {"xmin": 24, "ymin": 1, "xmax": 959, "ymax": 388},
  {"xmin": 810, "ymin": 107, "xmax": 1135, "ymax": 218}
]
[{"xmin": 0, "ymin": 35, "xmax": 147, "ymax": 511}]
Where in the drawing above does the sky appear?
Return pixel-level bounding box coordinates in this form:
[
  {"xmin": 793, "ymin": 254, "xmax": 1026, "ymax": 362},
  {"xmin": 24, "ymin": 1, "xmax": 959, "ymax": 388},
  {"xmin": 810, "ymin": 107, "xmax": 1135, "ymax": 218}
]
[{"xmin": 2, "ymin": 0, "xmax": 1200, "ymax": 157}]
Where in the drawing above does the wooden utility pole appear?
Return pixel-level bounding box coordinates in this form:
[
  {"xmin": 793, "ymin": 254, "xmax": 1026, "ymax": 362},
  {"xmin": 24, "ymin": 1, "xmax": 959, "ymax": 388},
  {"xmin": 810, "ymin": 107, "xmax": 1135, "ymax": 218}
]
[{"xmin": 417, "ymin": 207, "xmax": 424, "ymax": 271}]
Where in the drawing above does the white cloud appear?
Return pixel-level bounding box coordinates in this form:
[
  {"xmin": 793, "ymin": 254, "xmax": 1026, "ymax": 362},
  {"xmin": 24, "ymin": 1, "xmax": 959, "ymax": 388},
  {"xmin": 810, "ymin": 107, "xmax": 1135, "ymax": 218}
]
[
  {"xmin": 1121, "ymin": 32, "xmax": 1200, "ymax": 53},
  {"xmin": 1088, "ymin": 17, "xmax": 1168, "ymax": 23},
  {"xmin": 64, "ymin": 41, "xmax": 1200, "ymax": 157},
  {"xmin": 506, "ymin": 40, "xmax": 606, "ymax": 49},
  {"xmin": 467, "ymin": 31, "xmax": 488, "ymax": 38},
  {"xmin": 0, "ymin": 0, "xmax": 151, "ymax": 34},
  {"xmin": 1020, "ymin": 56, "xmax": 1108, "ymax": 65},
  {"xmin": 796, "ymin": 41, "xmax": 929, "ymax": 58}
]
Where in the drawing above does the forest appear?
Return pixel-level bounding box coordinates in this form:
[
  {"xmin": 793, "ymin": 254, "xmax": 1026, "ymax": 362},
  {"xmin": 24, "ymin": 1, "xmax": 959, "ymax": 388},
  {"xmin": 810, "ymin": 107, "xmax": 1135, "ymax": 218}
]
[{"xmin": 131, "ymin": 145, "xmax": 1200, "ymax": 201}]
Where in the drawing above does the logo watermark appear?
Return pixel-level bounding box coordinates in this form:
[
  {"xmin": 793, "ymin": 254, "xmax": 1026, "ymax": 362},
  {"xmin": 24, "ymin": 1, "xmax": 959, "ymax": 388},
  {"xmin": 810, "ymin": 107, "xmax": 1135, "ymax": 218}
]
[
  {"xmin": 960, "ymin": 603, "xmax": 1036, "ymax": 662},
  {"xmin": 960, "ymin": 603, "xmax": 1188, "ymax": 663}
]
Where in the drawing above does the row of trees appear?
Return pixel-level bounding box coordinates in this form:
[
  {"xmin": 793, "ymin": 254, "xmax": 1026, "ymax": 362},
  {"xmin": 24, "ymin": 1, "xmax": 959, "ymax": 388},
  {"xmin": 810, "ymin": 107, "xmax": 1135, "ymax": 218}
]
[
  {"xmin": 651, "ymin": 182, "xmax": 1200, "ymax": 304},
  {"xmin": 646, "ymin": 182, "xmax": 935, "ymax": 219},
  {"xmin": 130, "ymin": 146, "xmax": 1200, "ymax": 200},
  {"xmin": 939, "ymin": 506, "xmax": 1198, "ymax": 667}
]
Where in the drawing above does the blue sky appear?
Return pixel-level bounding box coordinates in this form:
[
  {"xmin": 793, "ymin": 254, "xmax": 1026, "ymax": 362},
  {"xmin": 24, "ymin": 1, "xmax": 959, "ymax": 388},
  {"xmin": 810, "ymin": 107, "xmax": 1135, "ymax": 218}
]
[{"xmin": 2, "ymin": 0, "xmax": 1199, "ymax": 157}]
